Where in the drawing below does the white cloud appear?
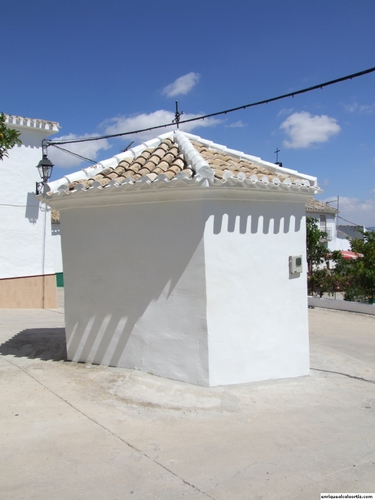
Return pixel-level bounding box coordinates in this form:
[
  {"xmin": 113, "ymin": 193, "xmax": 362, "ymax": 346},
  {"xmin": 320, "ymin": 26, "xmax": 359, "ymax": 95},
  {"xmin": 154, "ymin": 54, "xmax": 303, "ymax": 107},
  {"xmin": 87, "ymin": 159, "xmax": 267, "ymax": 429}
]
[
  {"xmin": 227, "ymin": 120, "xmax": 247, "ymax": 128},
  {"xmin": 277, "ymin": 108, "xmax": 294, "ymax": 117},
  {"xmin": 280, "ymin": 111, "xmax": 341, "ymax": 149},
  {"xmin": 103, "ymin": 110, "xmax": 221, "ymax": 142},
  {"xmin": 323, "ymin": 195, "xmax": 375, "ymax": 228},
  {"xmin": 344, "ymin": 102, "xmax": 375, "ymax": 114},
  {"xmin": 162, "ymin": 72, "xmax": 200, "ymax": 97},
  {"xmin": 48, "ymin": 133, "xmax": 111, "ymax": 168},
  {"xmin": 344, "ymin": 103, "xmax": 359, "ymax": 113}
]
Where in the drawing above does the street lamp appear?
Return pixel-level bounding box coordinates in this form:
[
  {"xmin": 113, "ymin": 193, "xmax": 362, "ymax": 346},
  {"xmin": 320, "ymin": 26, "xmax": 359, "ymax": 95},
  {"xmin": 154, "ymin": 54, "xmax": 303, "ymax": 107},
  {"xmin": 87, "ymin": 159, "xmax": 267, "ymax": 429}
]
[{"xmin": 36, "ymin": 141, "xmax": 53, "ymax": 194}]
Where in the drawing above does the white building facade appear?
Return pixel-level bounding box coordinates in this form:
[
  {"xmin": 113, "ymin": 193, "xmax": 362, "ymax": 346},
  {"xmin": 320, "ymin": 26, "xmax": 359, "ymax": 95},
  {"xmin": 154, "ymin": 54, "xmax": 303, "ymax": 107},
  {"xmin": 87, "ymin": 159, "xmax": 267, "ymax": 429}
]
[
  {"xmin": 0, "ymin": 114, "xmax": 61, "ymax": 308},
  {"xmin": 306, "ymin": 198, "xmax": 351, "ymax": 252},
  {"xmin": 42, "ymin": 131, "xmax": 320, "ymax": 386}
]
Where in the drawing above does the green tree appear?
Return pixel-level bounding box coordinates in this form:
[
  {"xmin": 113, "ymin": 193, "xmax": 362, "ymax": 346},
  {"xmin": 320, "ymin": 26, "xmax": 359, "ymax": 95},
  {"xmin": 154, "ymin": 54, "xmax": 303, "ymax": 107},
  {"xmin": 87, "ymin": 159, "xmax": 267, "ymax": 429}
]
[
  {"xmin": 305, "ymin": 218, "xmax": 344, "ymax": 297},
  {"xmin": 306, "ymin": 217, "xmax": 331, "ymax": 295},
  {"xmin": 306, "ymin": 217, "xmax": 330, "ymax": 270},
  {"xmin": 0, "ymin": 113, "xmax": 22, "ymax": 160},
  {"xmin": 332, "ymin": 231, "xmax": 375, "ymax": 302},
  {"xmin": 330, "ymin": 251, "xmax": 359, "ymax": 301},
  {"xmin": 349, "ymin": 231, "xmax": 375, "ymax": 302},
  {"xmin": 308, "ymin": 267, "xmax": 332, "ymax": 298}
]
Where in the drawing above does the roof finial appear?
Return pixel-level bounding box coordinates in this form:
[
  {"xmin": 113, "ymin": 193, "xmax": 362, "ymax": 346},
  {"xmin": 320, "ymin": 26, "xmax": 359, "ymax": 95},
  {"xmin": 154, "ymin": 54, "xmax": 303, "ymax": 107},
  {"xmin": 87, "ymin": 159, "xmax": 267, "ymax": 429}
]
[
  {"xmin": 274, "ymin": 147, "xmax": 280, "ymax": 163},
  {"xmin": 173, "ymin": 100, "xmax": 184, "ymax": 129},
  {"xmin": 274, "ymin": 147, "xmax": 283, "ymax": 167}
]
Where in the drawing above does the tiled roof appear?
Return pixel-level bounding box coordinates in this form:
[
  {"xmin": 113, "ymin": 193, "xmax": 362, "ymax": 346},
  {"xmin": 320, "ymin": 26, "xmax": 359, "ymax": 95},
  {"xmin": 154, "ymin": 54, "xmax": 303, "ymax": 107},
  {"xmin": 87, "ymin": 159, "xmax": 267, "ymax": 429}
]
[
  {"xmin": 66, "ymin": 137, "xmax": 192, "ymax": 191},
  {"xmin": 305, "ymin": 197, "xmax": 338, "ymax": 215},
  {"xmin": 45, "ymin": 131, "xmax": 319, "ymax": 198},
  {"xmin": 193, "ymin": 140, "xmax": 303, "ymax": 184}
]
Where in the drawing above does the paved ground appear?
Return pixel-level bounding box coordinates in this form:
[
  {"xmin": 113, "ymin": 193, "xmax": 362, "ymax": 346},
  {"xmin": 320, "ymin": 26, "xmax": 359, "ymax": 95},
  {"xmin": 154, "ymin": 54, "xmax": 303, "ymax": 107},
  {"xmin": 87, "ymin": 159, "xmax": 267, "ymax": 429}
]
[{"xmin": 1, "ymin": 292, "xmax": 375, "ymax": 499}]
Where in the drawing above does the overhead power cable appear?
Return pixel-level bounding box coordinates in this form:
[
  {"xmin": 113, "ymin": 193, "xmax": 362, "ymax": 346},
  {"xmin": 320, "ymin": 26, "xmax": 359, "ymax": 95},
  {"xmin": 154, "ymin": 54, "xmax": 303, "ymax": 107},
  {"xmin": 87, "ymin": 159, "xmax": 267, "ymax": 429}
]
[
  {"xmin": 51, "ymin": 140, "xmax": 135, "ymax": 165},
  {"xmin": 52, "ymin": 145, "xmax": 97, "ymax": 164},
  {"xmin": 338, "ymin": 215, "xmax": 366, "ymax": 226},
  {"xmin": 47, "ymin": 66, "xmax": 375, "ymax": 147}
]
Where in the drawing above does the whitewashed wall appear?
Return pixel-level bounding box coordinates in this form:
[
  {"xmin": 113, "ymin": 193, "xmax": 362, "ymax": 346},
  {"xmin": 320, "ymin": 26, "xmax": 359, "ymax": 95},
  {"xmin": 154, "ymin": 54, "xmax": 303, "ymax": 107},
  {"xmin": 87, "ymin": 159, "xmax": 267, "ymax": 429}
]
[
  {"xmin": 50, "ymin": 224, "xmax": 63, "ymax": 274},
  {"xmin": 62, "ymin": 201, "xmax": 210, "ymax": 385},
  {"xmin": 60, "ymin": 190, "xmax": 310, "ymax": 386},
  {"xmin": 328, "ymin": 234, "xmax": 351, "ymax": 252},
  {"xmin": 0, "ymin": 128, "xmax": 58, "ymax": 279},
  {"xmin": 204, "ymin": 199, "xmax": 309, "ymax": 385}
]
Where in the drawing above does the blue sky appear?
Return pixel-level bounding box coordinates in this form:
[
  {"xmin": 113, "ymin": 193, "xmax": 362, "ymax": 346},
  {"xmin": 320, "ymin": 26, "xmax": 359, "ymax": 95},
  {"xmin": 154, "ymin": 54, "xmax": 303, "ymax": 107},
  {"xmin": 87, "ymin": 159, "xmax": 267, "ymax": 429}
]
[{"xmin": 2, "ymin": 0, "xmax": 375, "ymax": 226}]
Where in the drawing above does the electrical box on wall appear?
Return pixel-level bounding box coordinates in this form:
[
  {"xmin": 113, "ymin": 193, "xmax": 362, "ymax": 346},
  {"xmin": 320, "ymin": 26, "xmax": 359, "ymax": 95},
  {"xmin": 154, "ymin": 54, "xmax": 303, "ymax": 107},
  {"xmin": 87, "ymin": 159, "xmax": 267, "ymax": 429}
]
[{"xmin": 289, "ymin": 255, "xmax": 303, "ymax": 274}]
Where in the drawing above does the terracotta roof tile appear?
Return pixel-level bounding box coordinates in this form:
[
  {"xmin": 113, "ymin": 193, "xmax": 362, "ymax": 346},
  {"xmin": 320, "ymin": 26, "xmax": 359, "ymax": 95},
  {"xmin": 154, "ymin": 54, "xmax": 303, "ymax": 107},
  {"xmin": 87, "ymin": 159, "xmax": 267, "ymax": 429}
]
[
  {"xmin": 164, "ymin": 170, "xmax": 176, "ymax": 180},
  {"xmin": 157, "ymin": 160, "xmax": 170, "ymax": 172},
  {"xmin": 132, "ymin": 157, "xmax": 148, "ymax": 168},
  {"xmin": 99, "ymin": 178, "xmax": 111, "ymax": 187},
  {"xmin": 142, "ymin": 160, "xmax": 158, "ymax": 171},
  {"xmin": 168, "ymin": 165, "xmax": 182, "ymax": 175},
  {"xmin": 124, "ymin": 170, "xmax": 135, "ymax": 179},
  {"xmin": 146, "ymin": 172, "xmax": 158, "ymax": 182},
  {"xmin": 114, "ymin": 165, "xmax": 126, "ymax": 175}
]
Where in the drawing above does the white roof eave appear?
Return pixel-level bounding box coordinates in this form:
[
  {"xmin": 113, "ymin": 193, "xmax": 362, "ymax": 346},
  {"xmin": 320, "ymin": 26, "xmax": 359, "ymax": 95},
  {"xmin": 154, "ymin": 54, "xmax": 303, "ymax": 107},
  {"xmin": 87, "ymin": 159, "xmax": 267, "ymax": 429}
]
[{"xmin": 40, "ymin": 174, "xmax": 320, "ymax": 211}]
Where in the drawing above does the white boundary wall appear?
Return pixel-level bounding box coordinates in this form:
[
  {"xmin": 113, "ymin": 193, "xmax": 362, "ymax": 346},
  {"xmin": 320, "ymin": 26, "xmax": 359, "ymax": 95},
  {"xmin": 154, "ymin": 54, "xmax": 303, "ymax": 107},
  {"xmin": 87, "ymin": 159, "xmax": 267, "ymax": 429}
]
[{"xmin": 308, "ymin": 297, "xmax": 375, "ymax": 315}]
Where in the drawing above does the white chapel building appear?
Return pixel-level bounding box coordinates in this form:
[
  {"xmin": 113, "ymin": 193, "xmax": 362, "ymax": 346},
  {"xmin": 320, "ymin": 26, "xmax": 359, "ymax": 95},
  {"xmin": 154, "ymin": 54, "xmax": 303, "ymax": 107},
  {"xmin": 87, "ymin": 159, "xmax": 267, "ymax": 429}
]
[{"xmin": 40, "ymin": 130, "xmax": 320, "ymax": 386}]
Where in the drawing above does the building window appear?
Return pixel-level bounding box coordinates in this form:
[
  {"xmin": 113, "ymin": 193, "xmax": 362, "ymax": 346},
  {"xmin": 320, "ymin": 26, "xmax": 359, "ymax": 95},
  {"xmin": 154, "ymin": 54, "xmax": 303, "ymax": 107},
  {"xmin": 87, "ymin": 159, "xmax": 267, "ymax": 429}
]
[{"xmin": 320, "ymin": 215, "xmax": 326, "ymax": 232}]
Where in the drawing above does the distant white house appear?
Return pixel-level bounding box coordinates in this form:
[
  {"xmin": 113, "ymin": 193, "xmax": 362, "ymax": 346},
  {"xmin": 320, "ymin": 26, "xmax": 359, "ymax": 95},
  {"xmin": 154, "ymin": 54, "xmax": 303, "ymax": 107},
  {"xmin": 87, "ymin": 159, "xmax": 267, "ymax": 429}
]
[
  {"xmin": 0, "ymin": 114, "xmax": 62, "ymax": 308},
  {"xmin": 337, "ymin": 224, "xmax": 366, "ymax": 244},
  {"xmin": 305, "ymin": 198, "xmax": 369, "ymax": 254},
  {"xmin": 40, "ymin": 130, "xmax": 320, "ymax": 386},
  {"xmin": 305, "ymin": 197, "xmax": 351, "ymax": 252}
]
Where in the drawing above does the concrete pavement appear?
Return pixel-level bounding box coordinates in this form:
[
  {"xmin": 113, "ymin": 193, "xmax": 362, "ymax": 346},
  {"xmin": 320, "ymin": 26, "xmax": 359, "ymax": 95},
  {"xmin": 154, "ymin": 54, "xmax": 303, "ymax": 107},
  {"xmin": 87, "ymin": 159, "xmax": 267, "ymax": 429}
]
[{"xmin": 1, "ymin": 294, "xmax": 375, "ymax": 499}]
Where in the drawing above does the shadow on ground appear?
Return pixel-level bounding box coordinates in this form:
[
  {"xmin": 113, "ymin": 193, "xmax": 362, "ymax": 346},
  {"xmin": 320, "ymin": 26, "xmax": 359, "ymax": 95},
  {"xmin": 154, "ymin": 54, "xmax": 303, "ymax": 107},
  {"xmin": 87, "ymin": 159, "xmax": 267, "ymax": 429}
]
[{"xmin": 0, "ymin": 328, "xmax": 67, "ymax": 361}]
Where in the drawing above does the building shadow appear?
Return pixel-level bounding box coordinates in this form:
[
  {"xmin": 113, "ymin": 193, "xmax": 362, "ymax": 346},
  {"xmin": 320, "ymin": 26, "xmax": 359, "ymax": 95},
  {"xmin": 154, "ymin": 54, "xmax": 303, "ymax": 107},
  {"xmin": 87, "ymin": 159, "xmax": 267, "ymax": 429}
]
[
  {"xmin": 25, "ymin": 192, "xmax": 40, "ymax": 223},
  {"xmin": 0, "ymin": 328, "xmax": 67, "ymax": 362}
]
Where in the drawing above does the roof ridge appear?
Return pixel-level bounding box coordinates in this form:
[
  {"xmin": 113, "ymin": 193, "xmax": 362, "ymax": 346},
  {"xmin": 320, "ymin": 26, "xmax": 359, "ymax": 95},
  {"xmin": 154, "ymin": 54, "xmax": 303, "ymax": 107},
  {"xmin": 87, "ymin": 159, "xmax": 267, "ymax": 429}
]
[
  {"xmin": 111, "ymin": 131, "xmax": 174, "ymax": 164},
  {"xmin": 174, "ymin": 130, "xmax": 214, "ymax": 183}
]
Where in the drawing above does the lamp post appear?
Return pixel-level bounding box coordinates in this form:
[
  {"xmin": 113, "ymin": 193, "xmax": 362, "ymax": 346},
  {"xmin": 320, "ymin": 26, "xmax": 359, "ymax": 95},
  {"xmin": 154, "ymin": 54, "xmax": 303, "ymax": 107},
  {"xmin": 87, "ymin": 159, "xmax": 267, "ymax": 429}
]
[
  {"xmin": 36, "ymin": 140, "xmax": 53, "ymax": 194},
  {"xmin": 35, "ymin": 140, "xmax": 55, "ymax": 308}
]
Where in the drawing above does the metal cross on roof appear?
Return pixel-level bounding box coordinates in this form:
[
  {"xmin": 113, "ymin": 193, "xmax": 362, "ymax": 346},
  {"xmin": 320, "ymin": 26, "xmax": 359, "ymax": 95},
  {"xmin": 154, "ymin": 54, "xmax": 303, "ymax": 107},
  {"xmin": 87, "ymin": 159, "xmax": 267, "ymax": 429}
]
[
  {"xmin": 274, "ymin": 147, "xmax": 280, "ymax": 163},
  {"xmin": 173, "ymin": 101, "xmax": 184, "ymax": 129}
]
